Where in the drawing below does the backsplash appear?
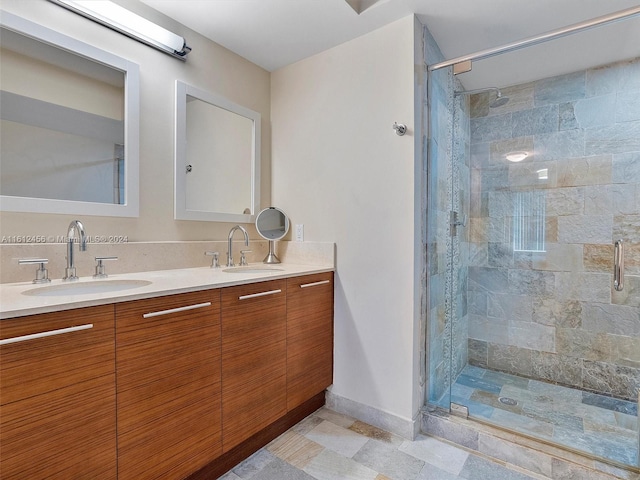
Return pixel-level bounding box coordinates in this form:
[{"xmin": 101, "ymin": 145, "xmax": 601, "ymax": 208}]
[{"xmin": 0, "ymin": 240, "xmax": 335, "ymax": 284}]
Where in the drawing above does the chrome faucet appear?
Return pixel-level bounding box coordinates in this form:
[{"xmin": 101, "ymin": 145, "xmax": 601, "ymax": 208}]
[
  {"xmin": 227, "ymin": 225, "xmax": 249, "ymax": 267},
  {"xmin": 63, "ymin": 220, "xmax": 87, "ymax": 281}
]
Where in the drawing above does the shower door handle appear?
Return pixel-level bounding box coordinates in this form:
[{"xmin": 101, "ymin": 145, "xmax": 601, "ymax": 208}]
[{"xmin": 614, "ymin": 239, "xmax": 624, "ymax": 292}]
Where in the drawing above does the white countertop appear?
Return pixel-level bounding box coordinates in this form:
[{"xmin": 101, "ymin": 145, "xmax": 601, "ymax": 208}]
[{"xmin": 0, "ymin": 263, "xmax": 334, "ymax": 319}]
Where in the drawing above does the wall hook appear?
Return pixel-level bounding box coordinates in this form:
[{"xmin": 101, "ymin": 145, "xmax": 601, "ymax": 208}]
[{"xmin": 393, "ymin": 122, "xmax": 407, "ymax": 136}]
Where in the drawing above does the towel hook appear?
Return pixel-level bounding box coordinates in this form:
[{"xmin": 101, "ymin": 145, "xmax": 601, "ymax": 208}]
[{"xmin": 393, "ymin": 122, "xmax": 407, "ymax": 136}]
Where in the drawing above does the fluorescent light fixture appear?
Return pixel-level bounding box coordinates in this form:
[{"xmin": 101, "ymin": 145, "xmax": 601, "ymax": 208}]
[
  {"xmin": 505, "ymin": 151, "xmax": 528, "ymax": 162},
  {"xmin": 48, "ymin": 0, "xmax": 191, "ymax": 60}
]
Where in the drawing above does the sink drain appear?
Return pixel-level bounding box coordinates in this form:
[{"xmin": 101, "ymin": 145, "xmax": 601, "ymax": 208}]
[{"xmin": 498, "ymin": 396, "xmax": 518, "ymax": 406}]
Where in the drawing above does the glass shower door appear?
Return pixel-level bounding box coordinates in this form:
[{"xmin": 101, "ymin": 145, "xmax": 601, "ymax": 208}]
[
  {"xmin": 425, "ymin": 64, "xmax": 455, "ymax": 412},
  {"xmin": 425, "ymin": 61, "xmax": 472, "ymax": 417},
  {"xmin": 455, "ymin": 57, "xmax": 640, "ymax": 467},
  {"xmin": 424, "ymin": 9, "xmax": 640, "ymax": 469}
]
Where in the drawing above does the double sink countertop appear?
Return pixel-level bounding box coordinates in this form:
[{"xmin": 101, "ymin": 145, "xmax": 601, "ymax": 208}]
[{"xmin": 0, "ymin": 263, "xmax": 334, "ymax": 320}]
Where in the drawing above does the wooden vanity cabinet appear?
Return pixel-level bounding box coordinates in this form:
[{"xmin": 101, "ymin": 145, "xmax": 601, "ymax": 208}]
[
  {"xmin": 286, "ymin": 272, "xmax": 334, "ymax": 410},
  {"xmin": 115, "ymin": 290, "xmax": 222, "ymax": 480},
  {"xmin": 221, "ymin": 279, "xmax": 287, "ymax": 452},
  {"xmin": 0, "ymin": 270, "xmax": 334, "ymax": 480},
  {"xmin": 0, "ymin": 305, "xmax": 117, "ymax": 479}
]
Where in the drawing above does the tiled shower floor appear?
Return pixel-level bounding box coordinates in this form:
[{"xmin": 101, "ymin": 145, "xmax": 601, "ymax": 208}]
[{"xmin": 437, "ymin": 365, "xmax": 639, "ymax": 466}]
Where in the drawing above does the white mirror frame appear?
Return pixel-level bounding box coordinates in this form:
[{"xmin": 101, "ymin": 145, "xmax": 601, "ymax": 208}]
[
  {"xmin": 174, "ymin": 80, "xmax": 261, "ymax": 223},
  {"xmin": 0, "ymin": 11, "xmax": 140, "ymax": 217}
]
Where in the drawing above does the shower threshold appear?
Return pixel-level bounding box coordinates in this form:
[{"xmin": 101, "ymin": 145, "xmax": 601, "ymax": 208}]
[{"xmin": 436, "ymin": 365, "xmax": 639, "ymax": 467}]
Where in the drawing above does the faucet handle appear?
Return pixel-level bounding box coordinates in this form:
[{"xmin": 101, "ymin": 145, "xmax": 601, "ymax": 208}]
[
  {"xmin": 19, "ymin": 258, "xmax": 51, "ymax": 284},
  {"xmin": 239, "ymin": 250, "xmax": 252, "ymax": 266},
  {"xmin": 205, "ymin": 251, "xmax": 220, "ymax": 268},
  {"xmin": 94, "ymin": 256, "xmax": 117, "ymax": 278}
]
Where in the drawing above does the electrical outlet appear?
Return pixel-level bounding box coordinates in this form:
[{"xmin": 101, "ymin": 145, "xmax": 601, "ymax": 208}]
[{"xmin": 295, "ymin": 224, "xmax": 304, "ymax": 242}]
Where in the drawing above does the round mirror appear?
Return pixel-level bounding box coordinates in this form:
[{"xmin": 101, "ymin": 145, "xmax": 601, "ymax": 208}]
[
  {"xmin": 255, "ymin": 207, "xmax": 289, "ymax": 240},
  {"xmin": 255, "ymin": 207, "xmax": 289, "ymax": 264}
]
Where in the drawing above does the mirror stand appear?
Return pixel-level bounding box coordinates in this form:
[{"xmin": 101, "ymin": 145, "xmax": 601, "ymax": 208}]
[{"xmin": 263, "ymin": 241, "xmax": 281, "ymax": 264}]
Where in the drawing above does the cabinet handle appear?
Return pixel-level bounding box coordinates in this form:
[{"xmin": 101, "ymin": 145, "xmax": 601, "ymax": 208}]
[
  {"xmin": 238, "ymin": 289, "xmax": 282, "ymax": 300},
  {"xmin": 143, "ymin": 302, "xmax": 212, "ymax": 318},
  {"xmin": 300, "ymin": 280, "xmax": 331, "ymax": 289},
  {"xmin": 0, "ymin": 324, "xmax": 93, "ymax": 346}
]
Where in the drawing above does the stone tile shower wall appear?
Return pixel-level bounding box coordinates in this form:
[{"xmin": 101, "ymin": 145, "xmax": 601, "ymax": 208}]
[
  {"xmin": 425, "ymin": 26, "xmax": 471, "ymax": 404},
  {"xmin": 466, "ymin": 58, "xmax": 640, "ymax": 401}
]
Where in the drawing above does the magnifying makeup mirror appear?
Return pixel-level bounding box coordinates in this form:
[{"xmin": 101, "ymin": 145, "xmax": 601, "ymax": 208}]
[{"xmin": 255, "ymin": 207, "xmax": 289, "ymax": 264}]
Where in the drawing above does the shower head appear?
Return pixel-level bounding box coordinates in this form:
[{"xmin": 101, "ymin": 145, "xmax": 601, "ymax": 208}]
[
  {"xmin": 454, "ymin": 87, "xmax": 509, "ymax": 108},
  {"xmin": 489, "ymin": 91, "xmax": 509, "ymax": 108}
]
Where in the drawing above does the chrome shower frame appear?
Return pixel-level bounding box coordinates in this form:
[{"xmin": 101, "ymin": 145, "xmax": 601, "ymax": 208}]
[{"xmin": 428, "ymin": 5, "xmax": 640, "ymax": 73}]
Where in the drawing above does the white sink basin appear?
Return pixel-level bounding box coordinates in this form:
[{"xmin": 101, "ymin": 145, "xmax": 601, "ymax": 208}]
[
  {"xmin": 222, "ymin": 266, "xmax": 284, "ymax": 274},
  {"xmin": 23, "ymin": 279, "xmax": 152, "ymax": 297}
]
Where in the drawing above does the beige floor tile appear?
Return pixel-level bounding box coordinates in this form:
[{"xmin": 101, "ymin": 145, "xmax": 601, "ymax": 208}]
[
  {"xmin": 267, "ymin": 430, "xmax": 324, "ymax": 469},
  {"xmin": 315, "ymin": 407, "xmax": 357, "ymax": 428},
  {"xmin": 305, "ymin": 419, "xmax": 369, "ymax": 458}
]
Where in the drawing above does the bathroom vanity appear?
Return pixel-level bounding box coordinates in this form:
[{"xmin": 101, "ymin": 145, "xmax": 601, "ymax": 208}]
[{"xmin": 0, "ymin": 266, "xmax": 334, "ymax": 479}]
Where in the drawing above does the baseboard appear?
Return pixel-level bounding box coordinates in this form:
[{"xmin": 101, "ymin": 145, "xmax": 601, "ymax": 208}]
[{"xmin": 325, "ymin": 390, "xmax": 419, "ymax": 440}]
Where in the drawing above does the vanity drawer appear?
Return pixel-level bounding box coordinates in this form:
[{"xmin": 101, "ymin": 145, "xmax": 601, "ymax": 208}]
[
  {"xmin": 115, "ymin": 289, "xmax": 222, "ymax": 480},
  {"xmin": 286, "ymin": 272, "xmax": 334, "ymax": 410},
  {"xmin": 221, "ymin": 279, "xmax": 287, "ymax": 452},
  {"xmin": 0, "ymin": 305, "xmax": 117, "ymax": 479},
  {"xmin": 0, "ymin": 304, "xmax": 115, "ymax": 404}
]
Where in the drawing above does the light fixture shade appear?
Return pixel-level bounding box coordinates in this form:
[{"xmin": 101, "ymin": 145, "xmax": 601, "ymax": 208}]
[
  {"xmin": 505, "ymin": 151, "xmax": 529, "ymax": 162},
  {"xmin": 48, "ymin": 0, "xmax": 191, "ymax": 60}
]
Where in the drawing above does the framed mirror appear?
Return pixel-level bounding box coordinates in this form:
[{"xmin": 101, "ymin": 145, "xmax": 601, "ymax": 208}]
[
  {"xmin": 174, "ymin": 81, "xmax": 261, "ymax": 222},
  {"xmin": 0, "ymin": 11, "xmax": 140, "ymax": 217},
  {"xmin": 255, "ymin": 207, "xmax": 289, "ymax": 264}
]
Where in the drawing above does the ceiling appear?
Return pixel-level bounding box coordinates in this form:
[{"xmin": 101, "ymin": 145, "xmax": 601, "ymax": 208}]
[{"xmin": 139, "ymin": 0, "xmax": 640, "ymax": 89}]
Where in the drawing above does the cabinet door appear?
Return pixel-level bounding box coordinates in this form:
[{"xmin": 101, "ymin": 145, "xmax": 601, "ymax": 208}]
[
  {"xmin": 221, "ymin": 279, "xmax": 287, "ymax": 452},
  {"xmin": 115, "ymin": 290, "xmax": 222, "ymax": 480},
  {"xmin": 286, "ymin": 272, "xmax": 334, "ymax": 411},
  {"xmin": 0, "ymin": 305, "xmax": 117, "ymax": 479}
]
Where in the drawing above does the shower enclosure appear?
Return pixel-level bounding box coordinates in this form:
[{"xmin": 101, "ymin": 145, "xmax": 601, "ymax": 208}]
[{"xmin": 425, "ymin": 9, "xmax": 640, "ymax": 471}]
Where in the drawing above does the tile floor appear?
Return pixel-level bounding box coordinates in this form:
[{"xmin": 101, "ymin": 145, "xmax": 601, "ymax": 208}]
[
  {"xmin": 217, "ymin": 407, "xmax": 541, "ymax": 480},
  {"xmin": 439, "ymin": 365, "xmax": 639, "ymax": 467}
]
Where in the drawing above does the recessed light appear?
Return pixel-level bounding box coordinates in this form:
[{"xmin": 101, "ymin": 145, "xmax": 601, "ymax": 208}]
[{"xmin": 505, "ymin": 151, "xmax": 528, "ymax": 162}]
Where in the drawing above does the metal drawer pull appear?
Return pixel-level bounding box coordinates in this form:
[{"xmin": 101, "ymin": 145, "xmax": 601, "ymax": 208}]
[
  {"xmin": 300, "ymin": 280, "xmax": 331, "ymax": 289},
  {"xmin": 239, "ymin": 289, "xmax": 282, "ymax": 300},
  {"xmin": 614, "ymin": 239, "xmax": 624, "ymax": 292},
  {"xmin": 143, "ymin": 302, "xmax": 212, "ymax": 318},
  {"xmin": 0, "ymin": 324, "xmax": 93, "ymax": 346}
]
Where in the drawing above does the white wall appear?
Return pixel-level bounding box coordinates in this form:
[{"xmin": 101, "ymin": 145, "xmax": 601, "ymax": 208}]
[
  {"xmin": 271, "ymin": 15, "xmax": 422, "ymax": 425},
  {"xmin": 0, "ymin": 0, "xmax": 270, "ymax": 242}
]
